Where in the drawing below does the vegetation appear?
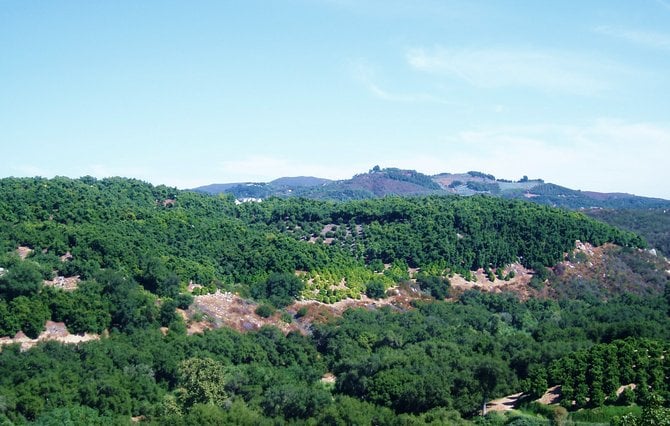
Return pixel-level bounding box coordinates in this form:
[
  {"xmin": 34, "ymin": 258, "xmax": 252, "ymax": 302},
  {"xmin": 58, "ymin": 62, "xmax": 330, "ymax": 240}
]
[
  {"xmin": 466, "ymin": 181, "xmax": 501, "ymax": 194},
  {"xmin": 586, "ymin": 208, "xmax": 670, "ymax": 256},
  {"xmin": 0, "ymin": 176, "xmax": 667, "ymax": 424}
]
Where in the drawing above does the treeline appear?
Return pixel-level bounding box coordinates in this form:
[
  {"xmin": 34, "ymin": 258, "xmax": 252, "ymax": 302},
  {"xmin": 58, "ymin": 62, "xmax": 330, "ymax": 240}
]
[
  {"xmin": 586, "ymin": 208, "xmax": 670, "ymax": 256},
  {"xmin": 0, "ymin": 177, "xmax": 643, "ymax": 303},
  {"xmin": 247, "ymin": 195, "xmax": 643, "ymax": 269}
]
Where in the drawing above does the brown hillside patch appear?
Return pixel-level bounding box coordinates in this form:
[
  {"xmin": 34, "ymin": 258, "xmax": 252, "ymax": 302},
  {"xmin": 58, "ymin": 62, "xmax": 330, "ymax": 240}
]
[
  {"xmin": 292, "ymin": 282, "xmax": 428, "ymax": 326},
  {"xmin": 537, "ymin": 385, "xmax": 562, "ymax": 405},
  {"xmin": 185, "ymin": 291, "xmax": 304, "ymax": 335},
  {"xmin": 182, "ymin": 284, "xmax": 430, "ymax": 336},
  {"xmin": 485, "ymin": 392, "xmax": 525, "ymax": 413},
  {"xmin": 549, "ymin": 241, "xmax": 669, "ymax": 299},
  {"xmin": 449, "ymin": 263, "xmax": 536, "ymax": 300},
  {"xmin": 44, "ymin": 275, "xmax": 80, "ymax": 291},
  {"xmin": 0, "ymin": 321, "xmax": 99, "ymax": 351}
]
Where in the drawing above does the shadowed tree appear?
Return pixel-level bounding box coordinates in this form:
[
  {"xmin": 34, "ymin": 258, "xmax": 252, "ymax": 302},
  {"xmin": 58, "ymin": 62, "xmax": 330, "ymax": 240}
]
[{"xmin": 0, "ymin": 260, "xmax": 43, "ymax": 299}]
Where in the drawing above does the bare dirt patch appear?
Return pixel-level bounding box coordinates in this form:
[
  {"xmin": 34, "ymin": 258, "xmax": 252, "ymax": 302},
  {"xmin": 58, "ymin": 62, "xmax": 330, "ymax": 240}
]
[
  {"xmin": 486, "ymin": 392, "xmax": 525, "ymax": 413},
  {"xmin": 44, "ymin": 275, "xmax": 80, "ymax": 291},
  {"xmin": 181, "ymin": 283, "xmax": 430, "ymax": 337},
  {"xmin": 185, "ymin": 291, "xmax": 303, "ymax": 335},
  {"xmin": 16, "ymin": 246, "xmax": 33, "ymax": 260},
  {"xmin": 616, "ymin": 384, "xmax": 636, "ymax": 397},
  {"xmin": 321, "ymin": 372, "xmax": 336, "ymax": 384},
  {"xmin": 537, "ymin": 385, "xmax": 562, "ymax": 405},
  {"xmin": 0, "ymin": 321, "xmax": 99, "ymax": 351},
  {"xmin": 292, "ymin": 282, "xmax": 428, "ymax": 325},
  {"xmin": 449, "ymin": 263, "xmax": 535, "ymax": 300}
]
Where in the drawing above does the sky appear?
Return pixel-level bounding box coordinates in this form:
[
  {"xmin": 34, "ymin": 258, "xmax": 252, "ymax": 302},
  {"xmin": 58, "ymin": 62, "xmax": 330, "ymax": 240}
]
[{"xmin": 2, "ymin": 0, "xmax": 670, "ymax": 198}]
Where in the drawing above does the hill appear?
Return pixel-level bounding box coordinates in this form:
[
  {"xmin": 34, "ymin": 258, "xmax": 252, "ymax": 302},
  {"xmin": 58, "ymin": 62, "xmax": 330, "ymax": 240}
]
[
  {"xmin": 584, "ymin": 208, "xmax": 670, "ymax": 256},
  {"xmin": 194, "ymin": 167, "xmax": 670, "ymax": 209},
  {"xmin": 0, "ymin": 176, "xmax": 668, "ymax": 424}
]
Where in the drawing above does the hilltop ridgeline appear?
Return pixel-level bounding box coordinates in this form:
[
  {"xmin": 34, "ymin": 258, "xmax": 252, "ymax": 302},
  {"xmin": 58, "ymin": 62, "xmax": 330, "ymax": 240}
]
[{"xmin": 194, "ymin": 167, "xmax": 670, "ymax": 209}]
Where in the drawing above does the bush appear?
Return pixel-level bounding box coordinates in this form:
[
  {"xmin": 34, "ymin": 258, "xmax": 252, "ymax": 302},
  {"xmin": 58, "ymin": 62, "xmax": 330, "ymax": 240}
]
[
  {"xmin": 365, "ymin": 281, "xmax": 386, "ymax": 299},
  {"xmin": 617, "ymin": 387, "xmax": 636, "ymax": 405},
  {"xmin": 252, "ymin": 272, "xmax": 304, "ymax": 308},
  {"xmin": 417, "ymin": 275, "xmax": 450, "ymax": 299},
  {"xmin": 529, "ymin": 276, "xmax": 545, "ymax": 290},
  {"xmin": 255, "ymin": 304, "xmax": 275, "ymax": 318},
  {"xmin": 175, "ymin": 293, "xmax": 194, "ymax": 309}
]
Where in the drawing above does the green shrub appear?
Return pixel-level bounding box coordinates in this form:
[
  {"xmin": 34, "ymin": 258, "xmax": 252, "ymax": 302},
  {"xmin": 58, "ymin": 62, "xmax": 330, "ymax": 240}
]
[
  {"xmin": 365, "ymin": 281, "xmax": 386, "ymax": 299},
  {"xmin": 175, "ymin": 293, "xmax": 194, "ymax": 309},
  {"xmin": 255, "ymin": 304, "xmax": 275, "ymax": 318}
]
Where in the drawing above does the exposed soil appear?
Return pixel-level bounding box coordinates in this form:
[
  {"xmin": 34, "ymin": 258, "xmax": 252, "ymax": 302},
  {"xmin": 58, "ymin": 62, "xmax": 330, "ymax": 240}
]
[
  {"xmin": 449, "ymin": 263, "xmax": 535, "ymax": 300},
  {"xmin": 320, "ymin": 372, "xmax": 336, "ymax": 384},
  {"xmin": 185, "ymin": 291, "xmax": 304, "ymax": 335},
  {"xmin": 486, "ymin": 392, "xmax": 525, "ymax": 413},
  {"xmin": 44, "ymin": 275, "xmax": 80, "ymax": 291},
  {"xmin": 16, "ymin": 246, "xmax": 33, "ymax": 260},
  {"xmin": 0, "ymin": 321, "xmax": 99, "ymax": 351},
  {"xmin": 549, "ymin": 241, "xmax": 669, "ymax": 298},
  {"xmin": 484, "ymin": 386, "xmax": 561, "ymax": 414},
  {"xmin": 616, "ymin": 384, "xmax": 636, "ymax": 396},
  {"xmin": 537, "ymin": 385, "xmax": 562, "ymax": 405},
  {"xmin": 181, "ymin": 283, "xmax": 430, "ymax": 337}
]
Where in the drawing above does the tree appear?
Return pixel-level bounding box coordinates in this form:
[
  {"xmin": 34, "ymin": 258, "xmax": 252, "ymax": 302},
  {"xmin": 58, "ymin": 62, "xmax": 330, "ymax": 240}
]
[
  {"xmin": 365, "ymin": 280, "xmax": 386, "ymax": 299},
  {"xmin": 614, "ymin": 394, "xmax": 670, "ymax": 426},
  {"xmin": 158, "ymin": 274, "xmax": 180, "ymax": 298},
  {"xmin": 178, "ymin": 357, "xmax": 228, "ymax": 408},
  {"xmin": 0, "ymin": 299, "xmax": 18, "ymax": 336},
  {"xmin": 252, "ymin": 272, "xmax": 304, "ymax": 308},
  {"xmin": 261, "ymin": 383, "xmax": 331, "ymax": 419},
  {"xmin": 159, "ymin": 299, "xmax": 179, "ymax": 327},
  {"xmin": 0, "ymin": 260, "xmax": 43, "ymax": 299},
  {"xmin": 476, "ymin": 361, "xmax": 502, "ymax": 416},
  {"xmin": 10, "ymin": 296, "xmax": 49, "ymax": 338},
  {"xmin": 417, "ymin": 275, "xmax": 450, "ymax": 299}
]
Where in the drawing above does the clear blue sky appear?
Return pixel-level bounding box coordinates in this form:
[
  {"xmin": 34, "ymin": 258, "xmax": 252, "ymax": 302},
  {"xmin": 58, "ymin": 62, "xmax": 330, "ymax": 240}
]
[{"xmin": 2, "ymin": 0, "xmax": 670, "ymax": 198}]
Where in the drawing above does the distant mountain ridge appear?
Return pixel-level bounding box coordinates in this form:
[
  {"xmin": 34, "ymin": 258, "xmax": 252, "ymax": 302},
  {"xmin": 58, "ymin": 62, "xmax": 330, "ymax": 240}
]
[{"xmin": 193, "ymin": 167, "xmax": 670, "ymax": 209}]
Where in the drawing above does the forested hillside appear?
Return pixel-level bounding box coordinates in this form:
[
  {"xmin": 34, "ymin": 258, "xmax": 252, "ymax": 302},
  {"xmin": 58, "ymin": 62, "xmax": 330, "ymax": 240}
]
[
  {"xmin": 0, "ymin": 176, "xmax": 668, "ymax": 425},
  {"xmin": 195, "ymin": 167, "xmax": 670, "ymax": 210},
  {"xmin": 585, "ymin": 208, "xmax": 670, "ymax": 256}
]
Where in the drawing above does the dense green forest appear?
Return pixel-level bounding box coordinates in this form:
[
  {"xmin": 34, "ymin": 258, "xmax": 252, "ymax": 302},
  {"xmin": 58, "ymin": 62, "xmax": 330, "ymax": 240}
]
[
  {"xmin": 585, "ymin": 208, "xmax": 670, "ymax": 256},
  {"xmin": 0, "ymin": 176, "xmax": 668, "ymax": 425}
]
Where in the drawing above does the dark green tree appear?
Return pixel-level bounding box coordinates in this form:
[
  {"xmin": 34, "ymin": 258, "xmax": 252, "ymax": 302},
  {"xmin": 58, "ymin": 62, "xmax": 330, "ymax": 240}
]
[{"xmin": 0, "ymin": 260, "xmax": 43, "ymax": 299}]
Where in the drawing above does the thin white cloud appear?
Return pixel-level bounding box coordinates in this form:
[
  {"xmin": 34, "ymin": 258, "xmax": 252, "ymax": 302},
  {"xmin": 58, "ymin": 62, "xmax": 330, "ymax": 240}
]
[
  {"xmin": 349, "ymin": 59, "xmax": 451, "ymax": 104},
  {"xmin": 594, "ymin": 25, "xmax": 670, "ymax": 51},
  {"xmin": 415, "ymin": 120, "xmax": 670, "ymax": 199},
  {"xmin": 159, "ymin": 121, "xmax": 670, "ymax": 197},
  {"xmin": 406, "ymin": 47, "xmax": 616, "ymax": 94}
]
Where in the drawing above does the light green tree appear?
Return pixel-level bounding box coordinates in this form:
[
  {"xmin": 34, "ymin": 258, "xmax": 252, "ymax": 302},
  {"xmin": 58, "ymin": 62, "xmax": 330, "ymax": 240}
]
[{"xmin": 178, "ymin": 357, "xmax": 228, "ymax": 408}]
